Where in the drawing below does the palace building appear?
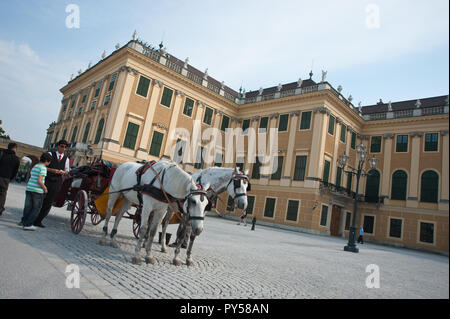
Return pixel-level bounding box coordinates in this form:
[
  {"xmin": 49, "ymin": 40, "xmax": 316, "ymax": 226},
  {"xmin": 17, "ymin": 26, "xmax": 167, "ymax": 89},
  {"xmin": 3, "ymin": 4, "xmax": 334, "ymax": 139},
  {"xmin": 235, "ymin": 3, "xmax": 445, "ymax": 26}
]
[{"xmin": 44, "ymin": 36, "xmax": 449, "ymax": 254}]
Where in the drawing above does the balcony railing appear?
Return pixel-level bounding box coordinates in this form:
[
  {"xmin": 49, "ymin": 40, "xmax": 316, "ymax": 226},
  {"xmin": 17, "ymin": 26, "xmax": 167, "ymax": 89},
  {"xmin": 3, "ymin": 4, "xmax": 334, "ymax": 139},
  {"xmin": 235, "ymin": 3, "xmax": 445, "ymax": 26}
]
[{"xmin": 319, "ymin": 180, "xmax": 384, "ymax": 205}]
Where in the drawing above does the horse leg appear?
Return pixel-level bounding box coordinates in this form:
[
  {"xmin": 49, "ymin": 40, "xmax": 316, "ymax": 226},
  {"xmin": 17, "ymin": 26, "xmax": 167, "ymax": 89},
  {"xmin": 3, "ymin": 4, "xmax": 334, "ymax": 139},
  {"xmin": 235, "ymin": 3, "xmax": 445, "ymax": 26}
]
[
  {"xmin": 99, "ymin": 192, "xmax": 120, "ymax": 246},
  {"xmin": 173, "ymin": 223, "xmax": 189, "ymax": 266},
  {"xmin": 132, "ymin": 203, "xmax": 151, "ymax": 265},
  {"xmin": 142, "ymin": 211, "xmax": 153, "ymax": 248},
  {"xmin": 160, "ymin": 208, "xmax": 173, "ymax": 253},
  {"xmin": 186, "ymin": 232, "xmax": 197, "ymax": 267},
  {"xmin": 144, "ymin": 207, "xmax": 166, "ymax": 265},
  {"xmin": 110, "ymin": 199, "xmax": 131, "ymax": 249}
]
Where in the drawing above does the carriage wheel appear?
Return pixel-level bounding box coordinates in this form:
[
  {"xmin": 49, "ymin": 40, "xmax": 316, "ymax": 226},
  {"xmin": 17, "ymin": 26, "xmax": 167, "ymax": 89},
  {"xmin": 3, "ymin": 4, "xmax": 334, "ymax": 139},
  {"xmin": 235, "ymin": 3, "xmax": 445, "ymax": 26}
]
[
  {"xmin": 90, "ymin": 205, "xmax": 103, "ymax": 226},
  {"xmin": 132, "ymin": 207, "xmax": 142, "ymax": 239},
  {"xmin": 71, "ymin": 190, "xmax": 87, "ymax": 234}
]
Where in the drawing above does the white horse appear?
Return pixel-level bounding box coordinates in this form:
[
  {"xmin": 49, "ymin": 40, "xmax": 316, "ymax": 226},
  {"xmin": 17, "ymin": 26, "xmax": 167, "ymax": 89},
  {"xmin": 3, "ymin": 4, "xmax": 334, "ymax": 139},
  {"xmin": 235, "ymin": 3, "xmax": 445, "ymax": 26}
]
[
  {"xmin": 160, "ymin": 166, "xmax": 250, "ymax": 266},
  {"xmin": 99, "ymin": 160, "xmax": 209, "ymax": 265}
]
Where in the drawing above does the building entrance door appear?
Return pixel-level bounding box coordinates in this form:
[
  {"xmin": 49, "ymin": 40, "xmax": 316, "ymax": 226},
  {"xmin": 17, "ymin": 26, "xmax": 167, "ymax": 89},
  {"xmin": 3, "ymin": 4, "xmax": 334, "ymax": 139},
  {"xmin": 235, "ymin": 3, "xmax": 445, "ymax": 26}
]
[{"xmin": 330, "ymin": 205, "xmax": 342, "ymax": 236}]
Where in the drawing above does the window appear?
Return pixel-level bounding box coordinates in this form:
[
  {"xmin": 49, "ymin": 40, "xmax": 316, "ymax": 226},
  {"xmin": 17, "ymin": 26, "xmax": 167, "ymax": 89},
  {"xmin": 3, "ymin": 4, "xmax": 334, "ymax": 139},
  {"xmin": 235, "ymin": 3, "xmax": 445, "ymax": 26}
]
[
  {"xmin": 173, "ymin": 139, "xmax": 186, "ymax": 164},
  {"xmin": 278, "ymin": 114, "xmax": 289, "ymax": 132},
  {"xmin": 90, "ymin": 100, "xmax": 96, "ymax": 111},
  {"xmin": 81, "ymin": 88, "xmax": 89, "ymax": 104},
  {"xmin": 221, "ymin": 115, "xmax": 230, "ymax": 132},
  {"xmin": 214, "ymin": 153, "xmax": 223, "ymax": 167},
  {"xmin": 271, "ymin": 156, "xmax": 284, "ymax": 180},
  {"xmin": 424, "ymin": 133, "xmax": 439, "ymax": 152},
  {"xmin": 108, "ymin": 73, "xmax": 117, "ymax": 91},
  {"xmin": 340, "ymin": 124, "xmax": 346, "ymax": 142},
  {"xmin": 389, "ymin": 218, "xmax": 402, "ymax": 238},
  {"xmin": 396, "ymin": 135, "xmax": 408, "ymax": 152},
  {"xmin": 53, "ymin": 131, "xmax": 59, "ymax": 144},
  {"xmin": 300, "ymin": 111, "xmax": 312, "ymax": 130},
  {"xmin": 251, "ymin": 156, "xmax": 262, "ymax": 179},
  {"xmin": 62, "ymin": 99, "xmax": 68, "ymax": 112},
  {"xmin": 286, "ymin": 200, "xmax": 299, "ymax": 221},
  {"xmin": 320, "ymin": 205, "xmax": 328, "ymax": 226},
  {"xmin": 71, "ymin": 95, "xmax": 77, "ymax": 108},
  {"xmin": 246, "ymin": 196, "xmax": 255, "ymax": 215},
  {"xmin": 136, "ymin": 75, "xmax": 150, "ymax": 97},
  {"xmin": 391, "ymin": 170, "xmax": 407, "ymax": 200},
  {"xmin": 149, "ymin": 131, "xmax": 164, "ymax": 157},
  {"xmin": 264, "ymin": 198, "xmax": 276, "ymax": 218},
  {"xmin": 62, "ymin": 128, "xmax": 67, "ymax": 140},
  {"xmin": 94, "ymin": 119, "xmax": 104, "ymax": 144},
  {"xmin": 71, "ymin": 126, "xmax": 78, "ymax": 143},
  {"xmin": 259, "ymin": 117, "xmax": 268, "ymax": 132},
  {"xmin": 104, "ymin": 94, "xmax": 110, "ymax": 106},
  {"xmin": 123, "ymin": 122, "xmax": 139, "ymax": 149},
  {"xmin": 351, "ymin": 132, "xmax": 356, "ymax": 149},
  {"xmin": 242, "ymin": 119, "xmax": 250, "ymax": 133},
  {"xmin": 293, "ymin": 156, "xmax": 307, "ymax": 181},
  {"xmin": 183, "ymin": 98, "xmax": 194, "ymax": 117},
  {"xmin": 370, "ymin": 136, "xmax": 382, "ymax": 153},
  {"xmin": 160, "ymin": 87, "xmax": 173, "ymax": 107},
  {"xmin": 336, "ymin": 167, "xmax": 343, "ymax": 187},
  {"xmin": 344, "ymin": 212, "xmax": 351, "ymax": 230},
  {"xmin": 203, "ymin": 107, "xmax": 213, "ymax": 125},
  {"xmin": 365, "ymin": 170, "xmax": 380, "ymax": 203},
  {"xmin": 363, "ymin": 215, "xmax": 375, "ymax": 234},
  {"xmin": 328, "ymin": 115, "xmax": 335, "ymax": 135},
  {"xmin": 194, "ymin": 146, "xmax": 204, "ymax": 169},
  {"xmin": 419, "ymin": 222, "xmax": 434, "ymax": 244},
  {"xmin": 323, "ymin": 160, "xmax": 331, "ymax": 183},
  {"xmin": 82, "ymin": 122, "xmax": 90, "ymax": 143},
  {"xmin": 346, "ymin": 172, "xmax": 353, "ymax": 192},
  {"xmin": 94, "ymin": 81, "xmax": 102, "ymax": 97},
  {"xmin": 420, "ymin": 170, "xmax": 439, "ymax": 203},
  {"xmin": 226, "ymin": 195, "xmax": 234, "ymax": 211}
]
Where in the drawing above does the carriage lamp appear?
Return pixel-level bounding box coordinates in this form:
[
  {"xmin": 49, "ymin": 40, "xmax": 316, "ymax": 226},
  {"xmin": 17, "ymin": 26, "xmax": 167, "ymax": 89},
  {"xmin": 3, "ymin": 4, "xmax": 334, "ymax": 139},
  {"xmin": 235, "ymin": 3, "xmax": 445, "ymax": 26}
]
[{"xmin": 338, "ymin": 143, "xmax": 377, "ymax": 253}]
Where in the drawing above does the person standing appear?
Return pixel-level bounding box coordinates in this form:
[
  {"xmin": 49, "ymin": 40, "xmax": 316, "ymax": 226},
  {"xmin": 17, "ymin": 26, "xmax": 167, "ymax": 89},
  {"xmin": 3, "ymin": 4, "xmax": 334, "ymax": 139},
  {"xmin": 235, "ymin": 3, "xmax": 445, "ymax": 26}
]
[
  {"xmin": 357, "ymin": 227, "xmax": 364, "ymax": 244},
  {"xmin": 33, "ymin": 140, "xmax": 70, "ymax": 227},
  {"xmin": 251, "ymin": 216, "xmax": 257, "ymax": 231},
  {"xmin": 0, "ymin": 142, "xmax": 20, "ymax": 215},
  {"xmin": 20, "ymin": 153, "xmax": 52, "ymax": 230}
]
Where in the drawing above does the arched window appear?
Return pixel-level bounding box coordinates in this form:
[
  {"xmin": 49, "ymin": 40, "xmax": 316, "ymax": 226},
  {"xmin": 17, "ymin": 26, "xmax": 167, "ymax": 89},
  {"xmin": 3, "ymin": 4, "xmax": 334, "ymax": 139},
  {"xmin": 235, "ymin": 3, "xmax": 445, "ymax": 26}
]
[
  {"xmin": 94, "ymin": 118, "xmax": 105, "ymax": 144},
  {"xmin": 82, "ymin": 122, "xmax": 90, "ymax": 143},
  {"xmin": 365, "ymin": 169, "xmax": 380, "ymax": 203},
  {"xmin": 391, "ymin": 170, "xmax": 407, "ymax": 200},
  {"xmin": 420, "ymin": 171, "xmax": 439, "ymax": 203},
  {"xmin": 71, "ymin": 126, "xmax": 78, "ymax": 143}
]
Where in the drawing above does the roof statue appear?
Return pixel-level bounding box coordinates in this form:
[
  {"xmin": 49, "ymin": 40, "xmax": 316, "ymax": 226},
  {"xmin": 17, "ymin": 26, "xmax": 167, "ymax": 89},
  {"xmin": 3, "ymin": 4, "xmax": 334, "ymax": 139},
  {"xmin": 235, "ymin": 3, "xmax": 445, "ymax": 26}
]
[
  {"xmin": 388, "ymin": 101, "xmax": 392, "ymax": 111},
  {"xmin": 337, "ymin": 85, "xmax": 343, "ymax": 93},
  {"xmin": 203, "ymin": 68, "xmax": 208, "ymax": 80},
  {"xmin": 259, "ymin": 87, "xmax": 264, "ymax": 95},
  {"xmin": 415, "ymin": 99, "xmax": 421, "ymax": 108},
  {"xmin": 115, "ymin": 43, "xmax": 120, "ymax": 50},
  {"xmin": 183, "ymin": 57, "xmax": 189, "ymax": 69},
  {"xmin": 78, "ymin": 69, "xmax": 82, "ymax": 75},
  {"xmin": 297, "ymin": 78, "xmax": 303, "ymax": 88},
  {"xmin": 321, "ymin": 70, "xmax": 327, "ymax": 83},
  {"xmin": 348, "ymin": 95, "xmax": 353, "ymax": 103},
  {"xmin": 101, "ymin": 50, "xmax": 106, "ymax": 59},
  {"xmin": 132, "ymin": 30, "xmax": 137, "ymax": 40},
  {"xmin": 221, "ymin": 81, "xmax": 225, "ymax": 89},
  {"xmin": 242, "ymin": 89, "xmax": 246, "ymax": 99},
  {"xmin": 277, "ymin": 83, "xmax": 282, "ymax": 92},
  {"xmin": 88, "ymin": 61, "xmax": 92, "ymax": 68}
]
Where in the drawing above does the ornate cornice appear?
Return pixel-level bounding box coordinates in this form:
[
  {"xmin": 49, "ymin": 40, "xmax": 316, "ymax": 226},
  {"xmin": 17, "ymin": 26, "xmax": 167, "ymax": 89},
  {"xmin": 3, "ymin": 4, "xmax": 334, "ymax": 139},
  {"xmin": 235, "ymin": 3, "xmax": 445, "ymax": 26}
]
[
  {"xmin": 440, "ymin": 130, "xmax": 449, "ymax": 136},
  {"xmin": 383, "ymin": 133, "xmax": 395, "ymax": 139},
  {"xmin": 153, "ymin": 79, "xmax": 164, "ymax": 88},
  {"xmin": 197, "ymin": 100, "xmax": 206, "ymax": 108},
  {"xmin": 250, "ymin": 116, "xmax": 260, "ymax": 121},
  {"xmin": 152, "ymin": 122, "xmax": 168, "ymax": 131},
  {"xmin": 357, "ymin": 134, "xmax": 370, "ymax": 140},
  {"xmin": 118, "ymin": 66, "xmax": 139, "ymax": 75},
  {"xmin": 313, "ymin": 106, "xmax": 330, "ymax": 115},
  {"xmin": 289, "ymin": 110, "xmax": 300, "ymax": 117},
  {"xmin": 409, "ymin": 131, "xmax": 424, "ymax": 138},
  {"xmin": 176, "ymin": 90, "xmax": 185, "ymax": 97},
  {"xmin": 269, "ymin": 113, "xmax": 279, "ymax": 119}
]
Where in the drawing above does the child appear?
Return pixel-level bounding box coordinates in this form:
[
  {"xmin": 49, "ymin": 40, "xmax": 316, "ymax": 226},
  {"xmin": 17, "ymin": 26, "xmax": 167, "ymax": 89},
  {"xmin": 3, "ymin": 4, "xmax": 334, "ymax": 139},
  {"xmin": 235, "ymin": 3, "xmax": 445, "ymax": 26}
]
[{"xmin": 20, "ymin": 153, "xmax": 52, "ymax": 230}]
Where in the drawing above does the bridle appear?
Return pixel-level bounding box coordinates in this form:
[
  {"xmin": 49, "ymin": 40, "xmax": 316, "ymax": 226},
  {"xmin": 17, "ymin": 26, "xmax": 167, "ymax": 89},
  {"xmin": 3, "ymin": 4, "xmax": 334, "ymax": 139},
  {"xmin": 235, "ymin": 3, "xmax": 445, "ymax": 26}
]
[
  {"xmin": 227, "ymin": 172, "xmax": 251, "ymax": 200},
  {"xmin": 180, "ymin": 184, "xmax": 208, "ymax": 221}
]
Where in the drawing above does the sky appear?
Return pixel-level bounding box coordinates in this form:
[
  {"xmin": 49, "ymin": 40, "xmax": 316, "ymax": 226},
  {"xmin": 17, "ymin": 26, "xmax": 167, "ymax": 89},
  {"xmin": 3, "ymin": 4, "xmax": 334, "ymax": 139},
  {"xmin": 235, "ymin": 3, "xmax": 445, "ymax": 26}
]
[{"xmin": 0, "ymin": 0, "xmax": 448, "ymax": 147}]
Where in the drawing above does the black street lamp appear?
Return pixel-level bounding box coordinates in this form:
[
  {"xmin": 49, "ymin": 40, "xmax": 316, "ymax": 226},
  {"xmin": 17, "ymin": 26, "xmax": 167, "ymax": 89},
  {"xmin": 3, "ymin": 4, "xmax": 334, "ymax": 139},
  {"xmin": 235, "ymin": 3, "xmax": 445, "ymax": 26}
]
[{"xmin": 338, "ymin": 143, "xmax": 378, "ymax": 253}]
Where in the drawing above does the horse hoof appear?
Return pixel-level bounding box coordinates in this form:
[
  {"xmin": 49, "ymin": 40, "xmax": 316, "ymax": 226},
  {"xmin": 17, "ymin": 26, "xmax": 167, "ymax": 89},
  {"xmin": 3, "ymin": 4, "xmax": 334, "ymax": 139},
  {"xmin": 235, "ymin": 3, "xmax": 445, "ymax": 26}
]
[
  {"xmin": 161, "ymin": 247, "xmax": 167, "ymax": 253},
  {"xmin": 98, "ymin": 239, "xmax": 108, "ymax": 246},
  {"xmin": 110, "ymin": 241, "xmax": 120, "ymax": 249},
  {"xmin": 173, "ymin": 259, "xmax": 182, "ymax": 266},
  {"xmin": 131, "ymin": 257, "xmax": 142, "ymax": 265},
  {"xmin": 145, "ymin": 257, "xmax": 155, "ymax": 265},
  {"xmin": 186, "ymin": 259, "xmax": 193, "ymax": 267}
]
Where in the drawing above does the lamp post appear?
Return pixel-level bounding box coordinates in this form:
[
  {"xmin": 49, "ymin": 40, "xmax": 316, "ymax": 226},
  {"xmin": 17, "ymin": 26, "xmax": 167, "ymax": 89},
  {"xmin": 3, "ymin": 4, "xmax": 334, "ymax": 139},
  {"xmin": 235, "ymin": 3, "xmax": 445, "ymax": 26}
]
[{"xmin": 338, "ymin": 143, "xmax": 378, "ymax": 253}]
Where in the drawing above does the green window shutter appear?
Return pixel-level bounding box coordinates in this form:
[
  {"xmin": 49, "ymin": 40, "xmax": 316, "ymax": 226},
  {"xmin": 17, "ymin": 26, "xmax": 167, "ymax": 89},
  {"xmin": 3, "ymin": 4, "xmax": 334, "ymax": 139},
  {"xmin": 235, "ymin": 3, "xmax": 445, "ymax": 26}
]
[
  {"xmin": 363, "ymin": 216, "xmax": 375, "ymax": 234},
  {"xmin": 94, "ymin": 119, "xmax": 105, "ymax": 144},
  {"xmin": 336, "ymin": 167, "xmax": 342, "ymax": 187},
  {"xmin": 425, "ymin": 133, "xmax": 438, "ymax": 151},
  {"xmin": 203, "ymin": 107, "xmax": 213, "ymax": 125},
  {"xmin": 345, "ymin": 212, "xmax": 351, "ymax": 230},
  {"xmin": 391, "ymin": 170, "xmax": 407, "ymax": 200},
  {"xmin": 95, "ymin": 81, "xmax": 102, "ymax": 97},
  {"xmin": 264, "ymin": 198, "xmax": 276, "ymax": 218},
  {"xmin": 328, "ymin": 116, "xmax": 335, "ymax": 135},
  {"xmin": 136, "ymin": 76, "xmax": 150, "ymax": 97},
  {"xmin": 82, "ymin": 122, "xmax": 90, "ymax": 143},
  {"xmin": 365, "ymin": 170, "xmax": 380, "ymax": 202},
  {"xmin": 104, "ymin": 94, "xmax": 110, "ymax": 105},
  {"xmin": 160, "ymin": 87, "xmax": 173, "ymax": 107},
  {"xmin": 419, "ymin": 222, "xmax": 434, "ymax": 243},
  {"xmin": 351, "ymin": 132, "xmax": 356, "ymax": 149},
  {"xmin": 246, "ymin": 196, "xmax": 255, "ymax": 215},
  {"xmin": 81, "ymin": 88, "xmax": 88, "ymax": 103},
  {"xmin": 71, "ymin": 126, "xmax": 78, "ymax": 143},
  {"xmin": 62, "ymin": 129, "xmax": 67, "ymax": 140},
  {"xmin": 108, "ymin": 73, "xmax": 117, "ymax": 91},
  {"xmin": 286, "ymin": 200, "xmax": 299, "ymax": 221},
  {"xmin": 259, "ymin": 117, "xmax": 268, "ymax": 132},
  {"xmin": 420, "ymin": 170, "xmax": 439, "ymax": 203},
  {"xmin": 389, "ymin": 219, "xmax": 402, "ymax": 238},
  {"xmin": 71, "ymin": 94, "xmax": 77, "ymax": 108},
  {"xmin": 271, "ymin": 156, "xmax": 284, "ymax": 180},
  {"xmin": 300, "ymin": 111, "xmax": 312, "ymax": 130},
  {"xmin": 242, "ymin": 119, "xmax": 250, "ymax": 132},
  {"xmin": 323, "ymin": 160, "xmax": 331, "ymax": 183},
  {"xmin": 346, "ymin": 172, "xmax": 353, "ymax": 192},
  {"xmin": 194, "ymin": 147, "xmax": 204, "ymax": 169},
  {"xmin": 396, "ymin": 135, "xmax": 408, "ymax": 152},
  {"xmin": 183, "ymin": 98, "xmax": 194, "ymax": 117},
  {"xmin": 278, "ymin": 114, "xmax": 289, "ymax": 132},
  {"xmin": 149, "ymin": 131, "xmax": 164, "ymax": 157},
  {"xmin": 370, "ymin": 136, "xmax": 382, "ymax": 153},
  {"xmin": 123, "ymin": 122, "xmax": 139, "ymax": 149},
  {"xmin": 320, "ymin": 205, "xmax": 328, "ymax": 226},
  {"xmin": 340, "ymin": 124, "xmax": 346, "ymax": 142},
  {"xmin": 221, "ymin": 115, "xmax": 230, "ymax": 132},
  {"xmin": 251, "ymin": 157, "xmax": 262, "ymax": 179},
  {"xmin": 293, "ymin": 156, "xmax": 307, "ymax": 181}
]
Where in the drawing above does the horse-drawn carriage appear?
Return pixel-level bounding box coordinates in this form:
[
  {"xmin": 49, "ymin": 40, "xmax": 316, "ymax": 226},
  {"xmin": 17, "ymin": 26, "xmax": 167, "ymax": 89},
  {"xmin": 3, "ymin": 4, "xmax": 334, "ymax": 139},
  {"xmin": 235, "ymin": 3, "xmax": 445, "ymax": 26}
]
[{"xmin": 53, "ymin": 159, "xmax": 142, "ymax": 237}]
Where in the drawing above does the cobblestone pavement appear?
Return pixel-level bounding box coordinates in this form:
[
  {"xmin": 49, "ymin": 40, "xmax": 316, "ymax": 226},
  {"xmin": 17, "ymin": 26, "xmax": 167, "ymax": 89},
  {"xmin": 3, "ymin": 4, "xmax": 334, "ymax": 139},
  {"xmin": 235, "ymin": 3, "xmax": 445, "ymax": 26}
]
[{"xmin": 1, "ymin": 182, "xmax": 448, "ymax": 299}]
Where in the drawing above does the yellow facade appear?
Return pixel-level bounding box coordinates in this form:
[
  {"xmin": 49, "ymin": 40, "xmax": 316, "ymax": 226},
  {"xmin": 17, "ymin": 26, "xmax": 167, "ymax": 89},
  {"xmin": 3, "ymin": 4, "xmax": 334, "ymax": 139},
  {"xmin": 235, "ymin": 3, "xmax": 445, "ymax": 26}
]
[{"xmin": 46, "ymin": 40, "xmax": 449, "ymax": 254}]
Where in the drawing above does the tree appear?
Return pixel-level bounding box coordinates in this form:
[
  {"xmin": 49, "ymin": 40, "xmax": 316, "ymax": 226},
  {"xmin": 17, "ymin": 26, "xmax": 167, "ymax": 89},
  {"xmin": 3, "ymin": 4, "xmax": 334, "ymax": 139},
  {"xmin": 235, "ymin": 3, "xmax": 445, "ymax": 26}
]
[{"xmin": 0, "ymin": 120, "xmax": 10, "ymax": 139}]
